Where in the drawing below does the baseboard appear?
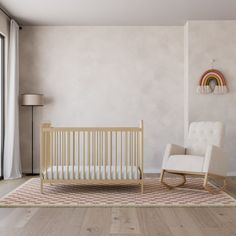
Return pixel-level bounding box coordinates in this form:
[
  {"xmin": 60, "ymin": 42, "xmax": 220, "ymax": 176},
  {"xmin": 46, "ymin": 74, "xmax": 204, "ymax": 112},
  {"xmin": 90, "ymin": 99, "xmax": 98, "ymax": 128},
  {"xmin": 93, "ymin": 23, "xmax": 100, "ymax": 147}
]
[
  {"xmin": 144, "ymin": 168, "xmax": 161, "ymax": 174},
  {"xmin": 227, "ymin": 171, "xmax": 236, "ymax": 176},
  {"xmin": 145, "ymin": 169, "xmax": 236, "ymax": 177},
  {"xmin": 22, "ymin": 169, "xmax": 40, "ymax": 174}
]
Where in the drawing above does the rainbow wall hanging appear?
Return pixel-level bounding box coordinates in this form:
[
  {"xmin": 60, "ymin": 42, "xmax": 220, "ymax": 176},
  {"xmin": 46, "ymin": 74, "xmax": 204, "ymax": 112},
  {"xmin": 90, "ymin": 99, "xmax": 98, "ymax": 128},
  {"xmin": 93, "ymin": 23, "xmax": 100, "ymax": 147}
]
[{"xmin": 197, "ymin": 69, "xmax": 228, "ymax": 94}]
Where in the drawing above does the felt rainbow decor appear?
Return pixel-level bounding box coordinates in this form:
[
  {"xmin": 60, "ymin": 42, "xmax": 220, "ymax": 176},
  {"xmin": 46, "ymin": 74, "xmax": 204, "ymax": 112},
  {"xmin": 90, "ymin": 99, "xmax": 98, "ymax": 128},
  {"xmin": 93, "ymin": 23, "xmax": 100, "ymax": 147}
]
[{"xmin": 197, "ymin": 69, "xmax": 228, "ymax": 94}]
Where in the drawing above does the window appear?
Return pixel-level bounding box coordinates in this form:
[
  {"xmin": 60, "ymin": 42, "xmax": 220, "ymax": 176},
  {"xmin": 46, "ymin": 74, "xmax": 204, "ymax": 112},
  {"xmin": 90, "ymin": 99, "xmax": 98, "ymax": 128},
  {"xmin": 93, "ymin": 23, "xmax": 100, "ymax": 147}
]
[{"xmin": 0, "ymin": 34, "xmax": 5, "ymax": 179}]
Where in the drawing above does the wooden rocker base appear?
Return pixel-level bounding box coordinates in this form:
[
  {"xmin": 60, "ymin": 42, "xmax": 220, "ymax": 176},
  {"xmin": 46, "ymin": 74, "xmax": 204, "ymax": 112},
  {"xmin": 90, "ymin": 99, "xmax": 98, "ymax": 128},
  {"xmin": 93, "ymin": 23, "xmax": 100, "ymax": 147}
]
[
  {"xmin": 203, "ymin": 174, "xmax": 227, "ymax": 194},
  {"xmin": 160, "ymin": 170, "xmax": 226, "ymax": 193},
  {"xmin": 160, "ymin": 170, "xmax": 186, "ymax": 189}
]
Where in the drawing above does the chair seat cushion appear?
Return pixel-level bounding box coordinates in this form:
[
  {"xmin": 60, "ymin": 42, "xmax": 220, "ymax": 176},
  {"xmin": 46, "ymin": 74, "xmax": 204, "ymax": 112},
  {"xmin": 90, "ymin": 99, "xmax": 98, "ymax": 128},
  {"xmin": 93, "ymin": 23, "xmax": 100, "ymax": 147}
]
[{"xmin": 163, "ymin": 155, "xmax": 205, "ymax": 173}]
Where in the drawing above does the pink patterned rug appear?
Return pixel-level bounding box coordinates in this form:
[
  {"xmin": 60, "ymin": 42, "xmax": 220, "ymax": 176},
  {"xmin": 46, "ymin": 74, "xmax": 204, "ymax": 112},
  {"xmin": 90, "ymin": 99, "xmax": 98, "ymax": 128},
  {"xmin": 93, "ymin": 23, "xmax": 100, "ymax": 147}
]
[{"xmin": 0, "ymin": 177, "xmax": 235, "ymax": 207}]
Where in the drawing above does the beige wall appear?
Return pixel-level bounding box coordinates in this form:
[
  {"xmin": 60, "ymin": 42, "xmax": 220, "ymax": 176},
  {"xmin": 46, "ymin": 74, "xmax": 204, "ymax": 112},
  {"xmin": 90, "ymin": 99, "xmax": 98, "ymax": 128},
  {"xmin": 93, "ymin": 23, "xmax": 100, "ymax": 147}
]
[
  {"xmin": 19, "ymin": 26, "xmax": 184, "ymax": 173},
  {"xmin": 185, "ymin": 21, "xmax": 236, "ymax": 175},
  {"xmin": 19, "ymin": 23, "xmax": 236, "ymax": 175},
  {"xmin": 20, "ymin": 21, "xmax": 236, "ymax": 175}
]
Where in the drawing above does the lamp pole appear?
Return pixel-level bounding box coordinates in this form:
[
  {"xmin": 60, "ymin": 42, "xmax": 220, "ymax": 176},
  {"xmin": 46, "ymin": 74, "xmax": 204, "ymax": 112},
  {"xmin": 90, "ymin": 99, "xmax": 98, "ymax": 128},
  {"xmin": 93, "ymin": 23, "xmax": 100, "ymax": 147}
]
[{"xmin": 21, "ymin": 94, "xmax": 44, "ymax": 176}]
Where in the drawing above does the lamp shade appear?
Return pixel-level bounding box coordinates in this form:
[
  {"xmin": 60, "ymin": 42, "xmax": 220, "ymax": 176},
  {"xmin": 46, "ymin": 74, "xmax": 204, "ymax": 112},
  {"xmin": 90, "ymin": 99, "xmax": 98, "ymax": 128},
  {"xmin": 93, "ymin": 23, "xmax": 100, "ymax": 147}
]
[{"xmin": 21, "ymin": 94, "xmax": 44, "ymax": 106}]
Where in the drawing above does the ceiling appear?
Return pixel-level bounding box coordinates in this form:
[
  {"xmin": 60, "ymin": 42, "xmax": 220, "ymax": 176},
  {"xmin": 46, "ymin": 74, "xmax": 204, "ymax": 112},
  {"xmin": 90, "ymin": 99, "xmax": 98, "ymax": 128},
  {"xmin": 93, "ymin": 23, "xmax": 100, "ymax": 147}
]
[{"xmin": 1, "ymin": 0, "xmax": 236, "ymax": 26}]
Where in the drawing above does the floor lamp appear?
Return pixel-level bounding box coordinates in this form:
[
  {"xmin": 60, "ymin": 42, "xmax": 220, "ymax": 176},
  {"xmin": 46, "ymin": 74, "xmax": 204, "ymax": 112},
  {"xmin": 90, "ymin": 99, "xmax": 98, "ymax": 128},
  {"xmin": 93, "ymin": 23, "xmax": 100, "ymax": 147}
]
[{"xmin": 21, "ymin": 94, "xmax": 44, "ymax": 175}]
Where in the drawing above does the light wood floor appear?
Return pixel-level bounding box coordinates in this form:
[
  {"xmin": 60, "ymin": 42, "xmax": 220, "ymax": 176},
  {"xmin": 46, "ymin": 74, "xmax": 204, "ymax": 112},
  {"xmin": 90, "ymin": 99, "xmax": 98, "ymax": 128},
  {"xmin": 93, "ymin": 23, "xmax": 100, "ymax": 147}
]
[{"xmin": 0, "ymin": 175, "xmax": 236, "ymax": 236}]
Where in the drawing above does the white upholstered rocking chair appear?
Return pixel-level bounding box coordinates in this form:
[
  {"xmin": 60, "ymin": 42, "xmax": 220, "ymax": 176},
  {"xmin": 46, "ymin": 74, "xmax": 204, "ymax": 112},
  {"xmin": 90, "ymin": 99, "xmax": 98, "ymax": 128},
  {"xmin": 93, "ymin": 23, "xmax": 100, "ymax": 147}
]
[{"xmin": 160, "ymin": 122, "xmax": 228, "ymax": 192}]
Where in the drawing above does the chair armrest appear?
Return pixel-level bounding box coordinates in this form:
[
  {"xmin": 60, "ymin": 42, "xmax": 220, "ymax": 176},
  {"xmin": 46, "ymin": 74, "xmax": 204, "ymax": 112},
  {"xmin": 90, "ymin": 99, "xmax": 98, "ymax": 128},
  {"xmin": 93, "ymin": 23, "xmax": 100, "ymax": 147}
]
[
  {"xmin": 203, "ymin": 145, "xmax": 228, "ymax": 176},
  {"xmin": 162, "ymin": 144, "xmax": 185, "ymax": 168}
]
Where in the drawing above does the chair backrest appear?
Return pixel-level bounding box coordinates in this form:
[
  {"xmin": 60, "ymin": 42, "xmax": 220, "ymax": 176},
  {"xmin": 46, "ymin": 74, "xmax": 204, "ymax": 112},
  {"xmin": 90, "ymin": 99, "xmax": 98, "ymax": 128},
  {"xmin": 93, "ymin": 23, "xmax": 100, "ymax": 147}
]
[{"xmin": 186, "ymin": 122, "xmax": 224, "ymax": 156}]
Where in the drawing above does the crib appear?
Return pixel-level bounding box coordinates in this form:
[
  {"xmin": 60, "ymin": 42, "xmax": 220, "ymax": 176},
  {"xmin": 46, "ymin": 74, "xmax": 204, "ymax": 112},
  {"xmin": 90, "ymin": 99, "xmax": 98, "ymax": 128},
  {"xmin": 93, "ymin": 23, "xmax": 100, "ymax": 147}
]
[{"xmin": 40, "ymin": 121, "xmax": 144, "ymax": 193}]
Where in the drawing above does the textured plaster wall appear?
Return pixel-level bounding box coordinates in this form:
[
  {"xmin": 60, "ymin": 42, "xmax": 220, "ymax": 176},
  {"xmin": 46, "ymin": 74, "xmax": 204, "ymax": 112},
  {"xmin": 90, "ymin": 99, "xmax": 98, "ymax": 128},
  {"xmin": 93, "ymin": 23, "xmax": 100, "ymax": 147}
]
[
  {"xmin": 19, "ymin": 23, "xmax": 236, "ymax": 175},
  {"xmin": 186, "ymin": 21, "xmax": 236, "ymax": 175},
  {"xmin": 19, "ymin": 26, "xmax": 184, "ymax": 173}
]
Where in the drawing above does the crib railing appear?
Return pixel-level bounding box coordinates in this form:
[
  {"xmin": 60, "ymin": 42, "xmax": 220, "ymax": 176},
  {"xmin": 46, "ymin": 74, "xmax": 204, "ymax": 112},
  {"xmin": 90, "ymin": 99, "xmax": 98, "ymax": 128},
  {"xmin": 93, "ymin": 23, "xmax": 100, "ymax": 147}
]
[{"xmin": 40, "ymin": 121, "xmax": 144, "ymax": 193}]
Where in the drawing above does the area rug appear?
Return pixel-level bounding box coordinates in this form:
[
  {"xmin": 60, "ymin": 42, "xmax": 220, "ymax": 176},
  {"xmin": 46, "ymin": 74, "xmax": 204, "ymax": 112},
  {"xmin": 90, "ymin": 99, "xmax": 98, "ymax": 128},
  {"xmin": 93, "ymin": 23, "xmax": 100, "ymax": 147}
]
[{"xmin": 0, "ymin": 177, "xmax": 235, "ymax": 207}]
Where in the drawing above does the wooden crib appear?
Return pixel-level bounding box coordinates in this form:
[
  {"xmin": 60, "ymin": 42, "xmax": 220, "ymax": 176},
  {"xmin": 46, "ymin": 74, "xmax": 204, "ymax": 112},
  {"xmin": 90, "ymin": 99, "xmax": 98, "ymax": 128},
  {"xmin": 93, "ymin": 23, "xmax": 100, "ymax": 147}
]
[{"xmin": 40, "ymin": 121, "xmax": 144, "ymax": 193}]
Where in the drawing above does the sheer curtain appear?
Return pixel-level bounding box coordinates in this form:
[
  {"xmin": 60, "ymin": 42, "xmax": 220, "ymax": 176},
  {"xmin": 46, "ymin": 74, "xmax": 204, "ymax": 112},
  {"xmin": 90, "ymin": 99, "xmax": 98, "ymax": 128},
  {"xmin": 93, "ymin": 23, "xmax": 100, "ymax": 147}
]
[{"xmin": 4, "ymin": 20, "xmax": 21, "ymax": 179}]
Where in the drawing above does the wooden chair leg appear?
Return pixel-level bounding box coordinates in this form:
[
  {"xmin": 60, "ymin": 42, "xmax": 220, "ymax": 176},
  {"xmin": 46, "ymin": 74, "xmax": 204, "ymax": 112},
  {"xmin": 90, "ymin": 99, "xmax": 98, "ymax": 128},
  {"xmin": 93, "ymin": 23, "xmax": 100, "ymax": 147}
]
[
  {"xmin": 203, "ymin": 173, "xmax": 208, "ymax": 189},
  {"xmin": 203, "ymin": 173, "xmax": 226, "ymax": 193},
  {"xmin": 160, "ymin": 169, "xmax": 165, "ymax": 183},
  {"xmin": 160, "ymin": 170, "xmax": 186, "ymax": 189},
  {"xmin": 40, "ymin": 179, "xmax": 44, "ymax": 194}
]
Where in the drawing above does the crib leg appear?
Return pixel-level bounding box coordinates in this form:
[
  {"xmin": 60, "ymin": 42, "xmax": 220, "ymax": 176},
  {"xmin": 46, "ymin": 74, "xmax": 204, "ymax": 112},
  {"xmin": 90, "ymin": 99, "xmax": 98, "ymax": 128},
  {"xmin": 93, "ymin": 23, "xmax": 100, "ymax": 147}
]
[
  {"xmin": 40, "ymin": 179, "xmax": 43, "ymax": 194},
  {"xmin": 141, "ymin": 180, "xmax": 144, "ymax": 194}
]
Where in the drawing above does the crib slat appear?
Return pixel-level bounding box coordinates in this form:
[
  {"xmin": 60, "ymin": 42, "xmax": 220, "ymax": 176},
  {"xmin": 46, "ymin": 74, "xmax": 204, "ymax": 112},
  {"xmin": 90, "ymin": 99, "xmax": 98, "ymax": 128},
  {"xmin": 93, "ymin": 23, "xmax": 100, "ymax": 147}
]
[
  {"xmin": 60, "ymin": 132, "xmax": 63, "ymax": 178},
  {"xmin": 78, "ymin": 131, "xmax": 80, "ymax": 179},
  {"xmin": 137, "ymin": 131, "xmax": 140, "ymax": 175},
  {"xmin": 72, "ymin": 131, "xmax": 75, "ymax": 179},
  {"xmin": 105, "ymin": 131, "xmax": 107, "ymax": 179},
  {"xmin": 59, "ymin": 132, "xmax": 61, "ymax": 179},
  {"xmin": 62, "ymin": 132, "xmax": 65, "ymax": 180},
  {"xmin": 60, "ymin": 132, "xmax": 62, "ymax": 179},
  {"xmin": 133, "ymin": 131, "xmax": 135, "ymax": 179},
  {"xmin": 64, "ymin": 132, "xmax": 66, "ymax": 180},
  {"xmin": 83, "ymin": 131, "xmax": 85, "ymax": 179},
  {"xmin": 125, "ymin": 131, "xmax": 128, "ymax": 179},
  {"xmin": 133, "ymin": 132, "xmax": 134, "ymax": 179},
  {"xmin": 57, "ymin": 132, "xmax": 62, "ymax": 179},
  {"xmin": 131, "ymin": 131, "xmax": 133, "ymax": 179},
  {"xmin": 129, "ymin": 131, "xmax": 131, "ymax": 179},
  {"xmin": 129, "ymin": 131, "xmax": 131, "ymax": 166},
  {"xmin": 120, "ymin": 131, "xmax": 122, "ymax": 179},
  {"xmin": 93, "ymin": 132, "xmax": 96, "ymax": 179},
  {"xmin": 56, "ymin": 131, "xmax": 58, "ymax": 179},
  {"xmin": 67, "ymin": 132, "xmax": 70, "ymax": 179},
  {"xmin": 115, "ymin": 131, "xmax": 117, "ymax": 180},
  {"xmin": 40, "ymin": 125, "xmax": 44, "ymax": 187},
  {"xmin": 99, "ymin": 131, "xmax": 102, "ymax": 179},
  {"xmin": 110, "ymin": 131, "xmax": 112, "ymax": 179},
  {"xmin": 96, "ymin": 131, "xmax": 98, "ymax": 171},
  {"xmin": 140, "ymin": 121, "xmax": 144, "ymax": 180},
  {"xmin": 96, "ymin": 131, "xmax": 98, "ymax": 179},
  {"xmin": 88, "ymin": 131, "xmax": 91, "ymax": 179},
  {"xmin": 50, "ymin": 132, "xmax": 53, "ymax": 180},
  {"xmin": 134, "ymin": 131, "xmax": 137, "ymax": 179},
  {"xmin": 101, "ymin": 131, "xmax": 103, "ymax": 167},
  {"xmin": 44, "ymin": 131, "xmax": 48, "ymax": 179}
]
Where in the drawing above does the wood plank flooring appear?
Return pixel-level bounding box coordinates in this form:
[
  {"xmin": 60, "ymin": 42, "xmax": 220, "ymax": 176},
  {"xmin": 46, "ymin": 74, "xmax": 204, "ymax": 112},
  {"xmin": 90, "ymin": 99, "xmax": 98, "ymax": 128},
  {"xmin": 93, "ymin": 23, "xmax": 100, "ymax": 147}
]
[{"xmin": 0, "ymin": 175, "xmax": 236, "ymax": 236}]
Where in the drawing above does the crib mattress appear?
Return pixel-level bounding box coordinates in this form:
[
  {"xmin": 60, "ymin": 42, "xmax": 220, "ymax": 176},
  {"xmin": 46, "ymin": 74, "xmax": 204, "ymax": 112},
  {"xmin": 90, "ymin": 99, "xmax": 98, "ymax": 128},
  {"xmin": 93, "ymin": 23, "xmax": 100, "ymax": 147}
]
[{"xmin": 44, "ymin": 165, "xmax": 141, "ymax": 180}]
